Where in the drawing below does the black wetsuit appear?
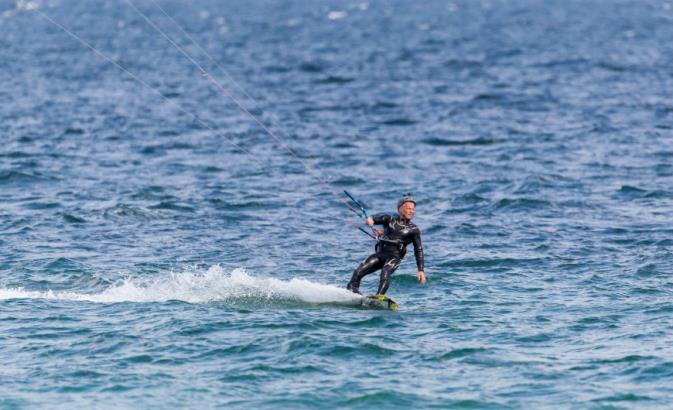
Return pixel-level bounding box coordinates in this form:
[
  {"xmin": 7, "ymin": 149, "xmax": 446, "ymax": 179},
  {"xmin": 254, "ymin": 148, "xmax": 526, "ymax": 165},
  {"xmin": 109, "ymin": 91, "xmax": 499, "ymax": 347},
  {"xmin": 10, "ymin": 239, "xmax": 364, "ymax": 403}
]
[{"xmin": 347, "ymin": 213, "xmax": 424, "ymax": 295}]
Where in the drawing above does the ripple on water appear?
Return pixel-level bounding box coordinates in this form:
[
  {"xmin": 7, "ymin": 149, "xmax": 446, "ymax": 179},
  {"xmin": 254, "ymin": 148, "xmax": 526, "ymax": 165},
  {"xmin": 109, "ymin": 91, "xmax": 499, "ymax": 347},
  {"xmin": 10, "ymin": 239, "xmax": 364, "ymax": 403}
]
[
  {"xmin": 435, "ymin": 347, "xmax": 490, "ymax": 361},
  {"xmin": 148, "ymin": 201, "xmax": 196, "ymax": 213},
  {"xmin": 492, "ymin": 197, "xmax": 553, "ymax": 212},
  {"xmin": 378, "ymin": 118, "xmax": 418, "ymax": 126},
  {"xmin": 421, "ymin": 137, "xmax": 501, "ymax": 146},
  {"xmin": 0, "ymin": 170, "xmax": 43, "ymax": 185},
  {"xmin": 61, "ymin": 213, "xmax": 86, "ymax": 224}
]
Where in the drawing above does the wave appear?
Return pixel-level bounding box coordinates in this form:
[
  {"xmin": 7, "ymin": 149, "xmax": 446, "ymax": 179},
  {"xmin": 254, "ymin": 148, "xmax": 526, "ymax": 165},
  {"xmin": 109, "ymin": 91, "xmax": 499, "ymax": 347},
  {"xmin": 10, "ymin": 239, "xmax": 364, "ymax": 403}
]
[{"xmin": 0, "ymin": 266, "xmax": 362, "ymax": 307}]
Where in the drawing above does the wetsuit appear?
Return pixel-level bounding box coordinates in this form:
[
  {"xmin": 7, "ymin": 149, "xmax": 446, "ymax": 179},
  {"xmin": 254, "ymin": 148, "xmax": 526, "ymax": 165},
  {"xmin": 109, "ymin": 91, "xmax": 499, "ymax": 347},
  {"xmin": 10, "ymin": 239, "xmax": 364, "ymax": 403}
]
[{"xmin": 347, "ymin": 213, "xmax": 424, "ymax": 295}]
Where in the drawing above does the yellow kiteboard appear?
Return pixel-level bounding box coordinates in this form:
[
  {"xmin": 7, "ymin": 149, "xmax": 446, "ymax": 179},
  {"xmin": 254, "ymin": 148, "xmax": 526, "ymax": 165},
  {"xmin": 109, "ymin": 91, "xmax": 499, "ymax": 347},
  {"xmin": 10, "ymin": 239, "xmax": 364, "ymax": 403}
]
[{"xmin": 362, "ymin": 295, "xmax": 399, "ymax": 311}]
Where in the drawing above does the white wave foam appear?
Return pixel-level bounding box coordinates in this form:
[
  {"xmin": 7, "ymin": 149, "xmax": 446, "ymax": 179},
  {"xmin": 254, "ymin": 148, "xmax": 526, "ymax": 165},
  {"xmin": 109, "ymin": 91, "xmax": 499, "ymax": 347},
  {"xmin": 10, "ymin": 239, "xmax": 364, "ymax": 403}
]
[
  {"xmin": 0, "ymin": 266, "xmax": 362, "ymax": 306},
  {"xmin": 327, "ymin": 10, "xmax": 347, "ymax": 20},
  {"xmin": 16, "ymin": 0, "xmax": 40, "ymax": 11}
]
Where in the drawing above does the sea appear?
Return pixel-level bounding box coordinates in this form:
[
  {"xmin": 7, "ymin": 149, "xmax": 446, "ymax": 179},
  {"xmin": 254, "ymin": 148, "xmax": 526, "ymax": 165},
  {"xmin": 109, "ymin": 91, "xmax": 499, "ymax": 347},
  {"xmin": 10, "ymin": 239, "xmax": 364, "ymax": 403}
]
[{"xmin": 2, "ymin": 0, "xmax": 673, "ymax": 408}]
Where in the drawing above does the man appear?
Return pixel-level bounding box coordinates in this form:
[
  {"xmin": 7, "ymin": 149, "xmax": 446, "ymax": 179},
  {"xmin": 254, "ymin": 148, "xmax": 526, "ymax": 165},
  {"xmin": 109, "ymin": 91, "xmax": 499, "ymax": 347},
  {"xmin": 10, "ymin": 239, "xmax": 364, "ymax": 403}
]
[{"xmin": 346, "ymin": 193, "xmax": 426, "ymax": 295}]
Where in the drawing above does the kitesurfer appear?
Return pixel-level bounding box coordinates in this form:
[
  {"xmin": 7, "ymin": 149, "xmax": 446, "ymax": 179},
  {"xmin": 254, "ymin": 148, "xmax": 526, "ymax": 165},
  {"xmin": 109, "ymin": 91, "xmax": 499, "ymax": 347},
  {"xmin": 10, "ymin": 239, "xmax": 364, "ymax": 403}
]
[{"xmin": 346, "ymin": 193, "xmax": 425, "ymax": 295}]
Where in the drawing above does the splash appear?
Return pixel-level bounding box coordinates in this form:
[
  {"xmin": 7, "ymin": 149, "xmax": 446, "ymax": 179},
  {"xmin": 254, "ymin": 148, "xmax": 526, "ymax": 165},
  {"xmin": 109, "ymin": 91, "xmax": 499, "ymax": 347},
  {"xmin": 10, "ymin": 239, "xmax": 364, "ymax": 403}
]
[{"xmin": 0, "ymin": 266, "xmax": 362, "ymax": 306}]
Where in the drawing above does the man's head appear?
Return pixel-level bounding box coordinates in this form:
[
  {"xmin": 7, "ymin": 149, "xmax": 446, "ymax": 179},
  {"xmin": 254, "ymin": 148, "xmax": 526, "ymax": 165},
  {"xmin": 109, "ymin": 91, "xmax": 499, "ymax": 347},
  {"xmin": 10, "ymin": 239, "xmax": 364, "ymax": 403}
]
[{"xmin": 397, "ymin": 193, "xmax": 416, "ymax": 220}]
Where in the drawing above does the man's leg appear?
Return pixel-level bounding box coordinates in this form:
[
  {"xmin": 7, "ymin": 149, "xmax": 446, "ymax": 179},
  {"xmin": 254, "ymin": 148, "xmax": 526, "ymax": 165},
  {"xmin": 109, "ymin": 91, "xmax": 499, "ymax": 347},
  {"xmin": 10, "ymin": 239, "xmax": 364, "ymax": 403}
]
[
  {"xmin": 376, "ymin": 257, "xmax": 402, "ymax": 295},
  {"xmin": 347, "ymin": 254, "xmax": 383, "ymax": 294}
]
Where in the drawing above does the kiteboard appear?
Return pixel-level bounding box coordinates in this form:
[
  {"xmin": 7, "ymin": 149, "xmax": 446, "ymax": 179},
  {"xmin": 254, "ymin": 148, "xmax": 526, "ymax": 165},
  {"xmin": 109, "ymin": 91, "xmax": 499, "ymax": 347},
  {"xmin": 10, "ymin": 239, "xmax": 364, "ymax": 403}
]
[{"xmin": 362, "ymin": 295, "xmax": 399, "ymax": 311}]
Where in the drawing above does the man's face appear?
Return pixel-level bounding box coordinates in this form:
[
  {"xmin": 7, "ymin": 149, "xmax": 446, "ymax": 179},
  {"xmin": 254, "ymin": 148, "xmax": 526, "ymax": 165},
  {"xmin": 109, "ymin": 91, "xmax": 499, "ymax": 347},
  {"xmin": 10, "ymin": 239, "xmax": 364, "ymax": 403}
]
[{"xmin": 398, "ymin": 202, "xmax": 416, "ymax": 220}]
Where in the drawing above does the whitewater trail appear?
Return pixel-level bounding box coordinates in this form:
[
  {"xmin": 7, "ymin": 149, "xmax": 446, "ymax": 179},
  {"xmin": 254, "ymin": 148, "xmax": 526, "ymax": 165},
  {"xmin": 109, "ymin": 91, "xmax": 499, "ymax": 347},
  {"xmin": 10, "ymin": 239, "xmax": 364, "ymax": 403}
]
[{"xmin": 0, "ymin": 266, "xmax": 362, "ymax": 306}]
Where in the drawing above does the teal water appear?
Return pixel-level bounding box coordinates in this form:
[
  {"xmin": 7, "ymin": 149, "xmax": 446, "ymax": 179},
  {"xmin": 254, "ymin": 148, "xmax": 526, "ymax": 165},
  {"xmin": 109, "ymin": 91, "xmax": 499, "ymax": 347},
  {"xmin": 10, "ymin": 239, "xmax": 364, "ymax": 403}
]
[{"xmin": 2, "ymin": 0, "xmax": 673, "ymax": 408}]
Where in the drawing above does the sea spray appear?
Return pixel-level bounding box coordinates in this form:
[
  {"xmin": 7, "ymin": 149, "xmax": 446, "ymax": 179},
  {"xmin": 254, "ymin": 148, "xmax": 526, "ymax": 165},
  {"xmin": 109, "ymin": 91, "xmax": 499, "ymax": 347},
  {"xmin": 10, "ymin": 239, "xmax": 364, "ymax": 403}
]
[{"xmin": 0, "ymin": 266, "xmax": 361, "ymax": 305}]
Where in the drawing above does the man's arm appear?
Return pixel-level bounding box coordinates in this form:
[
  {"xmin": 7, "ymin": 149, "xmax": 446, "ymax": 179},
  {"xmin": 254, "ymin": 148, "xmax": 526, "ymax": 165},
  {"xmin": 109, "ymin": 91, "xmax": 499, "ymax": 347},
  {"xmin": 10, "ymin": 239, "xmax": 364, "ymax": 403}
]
[
  {"xmin": 366, "ymin": 213, "xmax": 391, "ymax": 226},
  {"xmin": 413, "ymin": 230, "xmax": 426, "ymax": 284}
]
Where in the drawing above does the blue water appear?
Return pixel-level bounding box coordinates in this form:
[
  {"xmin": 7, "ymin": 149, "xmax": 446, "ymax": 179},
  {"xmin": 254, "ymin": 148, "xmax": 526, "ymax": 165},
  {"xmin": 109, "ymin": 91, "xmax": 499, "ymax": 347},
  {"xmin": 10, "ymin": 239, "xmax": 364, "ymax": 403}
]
[{"xmin": 2, "ymin": 0, "xmax": 673, "ymax": 408}]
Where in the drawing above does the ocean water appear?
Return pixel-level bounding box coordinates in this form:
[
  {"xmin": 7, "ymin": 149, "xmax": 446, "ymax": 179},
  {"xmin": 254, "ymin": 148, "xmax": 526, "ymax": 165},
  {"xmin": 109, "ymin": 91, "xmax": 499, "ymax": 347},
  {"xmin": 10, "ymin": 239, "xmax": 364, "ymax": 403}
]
[{"xmin": 2, "ymin": 0, "xmax": 673, "ymax": 408}]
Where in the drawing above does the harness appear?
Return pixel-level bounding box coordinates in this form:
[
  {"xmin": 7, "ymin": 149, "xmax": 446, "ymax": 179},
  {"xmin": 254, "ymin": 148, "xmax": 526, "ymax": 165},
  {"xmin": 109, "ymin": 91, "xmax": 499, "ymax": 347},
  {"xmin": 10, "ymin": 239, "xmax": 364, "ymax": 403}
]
[{"xmin": 376, "ymin": 238, "xmax": 407, "ymax": 257}]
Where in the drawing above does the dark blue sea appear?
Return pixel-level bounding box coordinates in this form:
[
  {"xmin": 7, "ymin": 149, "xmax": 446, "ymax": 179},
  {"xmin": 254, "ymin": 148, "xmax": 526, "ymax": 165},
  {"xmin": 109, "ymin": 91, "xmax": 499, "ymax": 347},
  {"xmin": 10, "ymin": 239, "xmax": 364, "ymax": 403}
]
[{"xmin": 2, "ymin": 0, "xmax": 673, "ymax": 408}]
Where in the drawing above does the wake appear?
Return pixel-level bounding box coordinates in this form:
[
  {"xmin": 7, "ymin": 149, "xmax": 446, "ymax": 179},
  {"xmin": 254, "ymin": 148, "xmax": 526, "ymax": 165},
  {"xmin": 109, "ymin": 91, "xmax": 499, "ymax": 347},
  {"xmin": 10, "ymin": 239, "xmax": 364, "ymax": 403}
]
[{"xmin": 0, "ymin": 266, "xmax": 362, "ymax": 306}]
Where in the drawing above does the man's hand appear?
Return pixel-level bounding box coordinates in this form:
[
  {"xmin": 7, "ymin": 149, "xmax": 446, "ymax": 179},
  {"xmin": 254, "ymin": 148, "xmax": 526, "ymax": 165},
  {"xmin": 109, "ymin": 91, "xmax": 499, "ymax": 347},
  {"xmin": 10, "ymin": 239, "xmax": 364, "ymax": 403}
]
[
  {"xmin": 366, "ymin": 217, "xmax": 374, "ymax": 226},
  {"xmin": 417, "ymin": 271, "xmax": 426, "ymax": 284}
]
